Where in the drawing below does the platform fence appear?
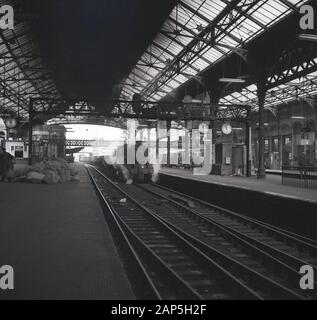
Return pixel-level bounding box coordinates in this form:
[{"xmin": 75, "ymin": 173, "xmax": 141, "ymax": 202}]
[{"xmin": 282, "ymin": 166, "xmax": 317, "ymax": 190}]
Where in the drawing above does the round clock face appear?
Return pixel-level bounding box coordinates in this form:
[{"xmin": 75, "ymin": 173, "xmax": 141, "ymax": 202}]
[
  {"xmin": 222, "ymin": 123, "xmax": 232, "ymax": 135},
  {"xmin": 5, "ymin": 118, "xmax": 17, "ymax": 129}
]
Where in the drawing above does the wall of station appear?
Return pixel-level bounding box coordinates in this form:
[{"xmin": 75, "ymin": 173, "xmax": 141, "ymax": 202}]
[
  {"xmin": 216, "ymin": 101, "xmax": 316, "ymax": 172},
  {"xmin": 174, "ymin": 98, "xmax": 317, "ymax": 175}
]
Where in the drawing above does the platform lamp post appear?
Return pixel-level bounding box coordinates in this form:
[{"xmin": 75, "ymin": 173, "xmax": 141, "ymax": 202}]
[{"xmin": 28, "ymin": 98, "xmax": 34, "ymax": 166}]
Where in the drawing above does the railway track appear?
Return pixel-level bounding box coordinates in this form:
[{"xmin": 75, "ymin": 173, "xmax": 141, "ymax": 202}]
[
  {"xmin": 88, "ymin": 165, "xmax": 316, "ymax": 299},
  {"xmin": 119, "ymin": 186, "xmax": 315, "ymax": 300},
  {"xmin": 87, "ymin": 165, "xmax": 261, "ymax": 300},
  {"xmin": 134, "ymin": 183, "xmax": 317, "ymax": 299},
  {"xmin": 140, "ymin": 183, "xmax": 317, "ymax": 272}
]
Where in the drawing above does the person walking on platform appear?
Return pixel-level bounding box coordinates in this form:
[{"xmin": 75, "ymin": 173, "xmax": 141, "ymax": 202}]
[{"xmin": 0, "ymin": 147, "xmax": 14, "ymax": 182}]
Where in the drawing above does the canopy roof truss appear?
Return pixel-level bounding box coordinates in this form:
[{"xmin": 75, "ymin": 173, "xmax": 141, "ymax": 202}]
[
  {"xmin": 221, "ymin": 69, "xmax": 317, "ymax": 112},
  {"xmin": 120, "ymin": 0, "xmax": 309, "ymax": 102},
  {"xmin": 0, "ymin": 0, "xmax": 61, "ymax": 119},
  {"xmin": 30, "ymin": 97, "xmax": 250, "ymax": 123}
]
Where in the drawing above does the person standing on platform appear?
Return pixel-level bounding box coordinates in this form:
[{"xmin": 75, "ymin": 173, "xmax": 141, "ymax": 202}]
[{"xmin": 0, "ymin": 147, "xmax": 14, "ymax": 182}]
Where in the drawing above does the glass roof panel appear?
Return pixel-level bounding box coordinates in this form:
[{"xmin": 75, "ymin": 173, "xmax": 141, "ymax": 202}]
[
  {"xmin": 0, "ymin": 18, "xmax": 61, "ymax": 118},
  {"xmin": 121, "ymin": 0, "xmax": 309, "ymax": 102},
  {"xmin": 219, "ymin": 70, "xmax": 317, "ymax": 109}
]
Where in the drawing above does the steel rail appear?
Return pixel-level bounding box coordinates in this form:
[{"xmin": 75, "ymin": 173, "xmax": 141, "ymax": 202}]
[
  {"xmin": 149, "ymin": 184, "xmax": 317, "ymax": 265},
  {"xmin": 86, "ymin": 166, "xmax": 162, "ymax": 300},
  {"xmin": 135, "ymin": 183, "xmax": 316, "ymax": 299},
  {"xmin": 88, "ymin": 165, "xmax": 261, "ymax": 300}
]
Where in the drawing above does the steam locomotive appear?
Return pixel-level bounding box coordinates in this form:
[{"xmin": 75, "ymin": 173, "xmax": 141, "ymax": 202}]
[{"xmin": 102, "ymin": 141, "xmax": 154, "ymax": 183}]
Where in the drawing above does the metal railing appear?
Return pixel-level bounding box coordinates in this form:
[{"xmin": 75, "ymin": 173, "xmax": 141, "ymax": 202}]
[{"xmin": 282, "ymin": 166, "xmax": 317, "ymax": 190}]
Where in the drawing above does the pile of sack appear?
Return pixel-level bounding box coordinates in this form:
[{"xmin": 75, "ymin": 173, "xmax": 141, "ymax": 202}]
[{"xmin": 14, "ymin": 158, "xmax": 80, "ymax": 185}]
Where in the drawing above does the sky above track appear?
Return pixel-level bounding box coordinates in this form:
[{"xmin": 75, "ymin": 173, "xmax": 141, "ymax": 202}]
[{"xmin": 65, "ymin": 125, "xmax": 124, "ymax": 141}]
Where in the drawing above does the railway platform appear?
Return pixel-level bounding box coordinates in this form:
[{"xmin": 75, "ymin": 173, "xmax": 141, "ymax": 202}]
[
  {"xmin": 0, "ymin": 164, "xmax": 134, "ymax": 300},
  {"xmin": 159, "ymin": 168, "xmax": 317, "ymax": 204},
  {"xmin": 158, "ymin": 168, "xmax": 317, "ymax": 240}
]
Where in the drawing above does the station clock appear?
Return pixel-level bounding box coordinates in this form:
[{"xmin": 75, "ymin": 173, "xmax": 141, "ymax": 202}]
[
  {"xmin": 221, "ymin": 123, "xmax": 232, "ymax": 135},
  {"xmin": 5, "ymin": 118, "xmax": 17, "ymax": 129}
]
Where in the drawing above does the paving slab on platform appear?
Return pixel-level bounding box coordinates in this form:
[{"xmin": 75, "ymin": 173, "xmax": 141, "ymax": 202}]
[{"xmin": 0, "ymin": 164, "xmax": 134, "ymax": 300}]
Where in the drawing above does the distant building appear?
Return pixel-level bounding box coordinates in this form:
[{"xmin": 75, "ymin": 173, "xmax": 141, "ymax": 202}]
[{"xmin": 5, "ymin": 140, "xmax": 28, "ymax": 159}]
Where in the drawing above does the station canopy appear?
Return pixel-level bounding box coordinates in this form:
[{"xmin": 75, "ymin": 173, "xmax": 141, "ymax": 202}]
[
  {"xmin": 0, "ymin": 0, "xmax": 316, "ymax": 123},
  {"xmin": 120, "ymin": 0, "xmax": 313, "ymax": 108},
  {"xmin": 220, "ymin": 67, "xmax": 317, "ymax": 109},
  {"xmin": 0, "ymin": 0, "xmax": 60, "ymax": 118}
]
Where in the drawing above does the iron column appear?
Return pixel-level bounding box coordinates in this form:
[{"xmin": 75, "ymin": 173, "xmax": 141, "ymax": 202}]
[
  {"xmin": 246, "ymin": 106, "xmax": 252, "ymax": 177},
  {"xmin": 167, "ymin": 120, "xmax": 171, "ymax": 166},
  {"xmin": 257, "ymin": 86, "xmax": 266, "ymax": 179},
  {"xmin": 28, "ymin": 98, "xmax": 34, "ymax": 166}
]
